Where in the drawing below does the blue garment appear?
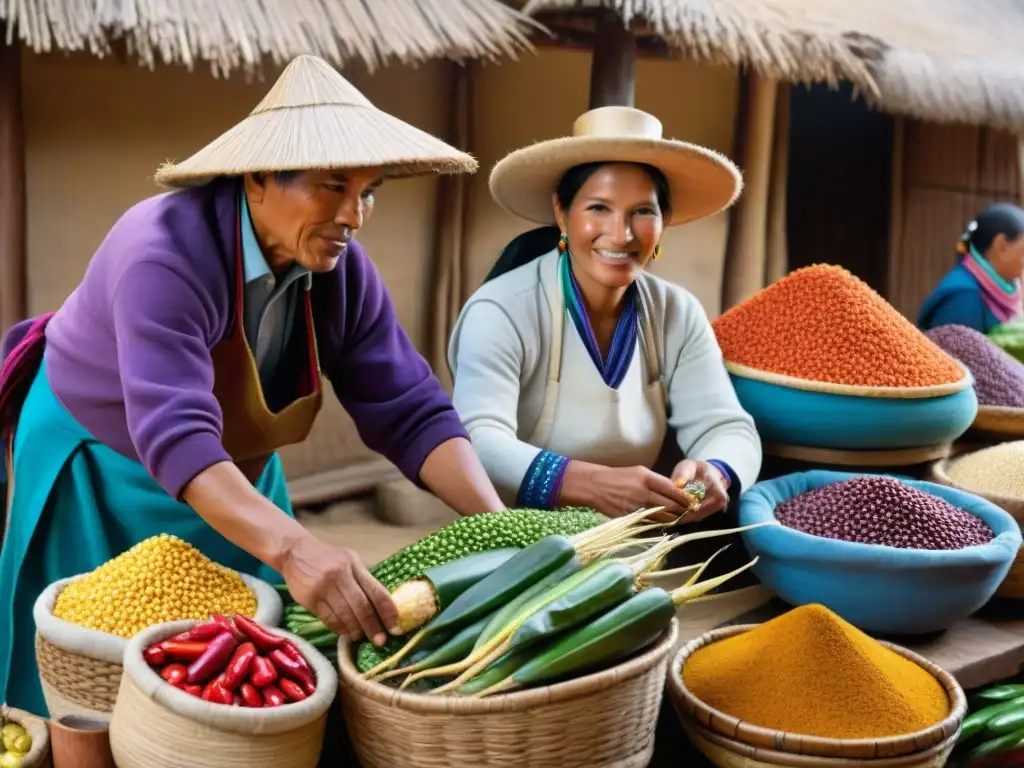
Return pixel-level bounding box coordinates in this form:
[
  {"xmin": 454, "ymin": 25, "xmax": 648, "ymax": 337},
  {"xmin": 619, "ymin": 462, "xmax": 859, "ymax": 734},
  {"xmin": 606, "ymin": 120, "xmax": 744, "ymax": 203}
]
[
  {"xmin": 918, "ymin": 263, "xmax": 1000, "ymax": 334},
  {"xmin": 0, "ymin": 358, "xmax": 293, "ymax": 716},
  {"xmin": 240, "ymin": 194, "xmax": 311, "ymax": 390}
]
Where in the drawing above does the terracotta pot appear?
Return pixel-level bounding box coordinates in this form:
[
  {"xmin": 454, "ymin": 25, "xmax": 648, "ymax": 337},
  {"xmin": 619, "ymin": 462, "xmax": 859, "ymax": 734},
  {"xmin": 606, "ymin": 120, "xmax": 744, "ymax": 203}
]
[{"xmin": 48, "ymin": 716, "xmax": 114, "ymax": 768}]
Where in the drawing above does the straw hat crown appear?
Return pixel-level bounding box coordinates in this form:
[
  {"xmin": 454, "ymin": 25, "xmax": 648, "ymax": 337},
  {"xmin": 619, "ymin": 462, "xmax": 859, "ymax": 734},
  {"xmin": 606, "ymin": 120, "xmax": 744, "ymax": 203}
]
[
  {"xmin": 155, "ymin": 54, "xmax": 477, "ymax": 188},
  {"xmin": 489, "ymin": 106, "xmax": 742, "ymax": 227}
]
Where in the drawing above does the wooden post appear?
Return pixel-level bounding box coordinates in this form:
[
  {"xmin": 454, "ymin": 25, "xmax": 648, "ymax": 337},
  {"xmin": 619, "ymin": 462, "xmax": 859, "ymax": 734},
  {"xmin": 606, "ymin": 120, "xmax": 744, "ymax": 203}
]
[
  {"xmin": 0, "ymin": 33, "xmax": 27, "ymax": 332},
  {"xmin": 588, "ymin": 8, "xmax": 636, "ymax": 109}
]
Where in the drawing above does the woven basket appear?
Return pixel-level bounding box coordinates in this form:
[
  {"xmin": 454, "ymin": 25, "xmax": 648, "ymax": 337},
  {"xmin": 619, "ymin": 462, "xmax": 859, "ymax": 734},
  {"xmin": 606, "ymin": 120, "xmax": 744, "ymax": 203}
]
[
  {"xmin": 677, "ymin": 718, "xmax": 957, "ymax": 768},
  {"xmin": 337, "ymin": 619, "xmax": 679, "ymax": 768},
  {"xmin": 763, "ymin": 443, "xmax": 951, "ymax": 468},
  {"xmin": 971, "ymin": 405, "xmax": 1024, "ymax": 440},
  {"xmin": 109, "ymin": 620, "xmax": 338, "ymax": 768},
  {"xmin": 724, "ymin": 361, "xmax": 973, "ymax": 400},
  {"xmin": 1, "ymin": 706, "xmax": 52, "ymax": 768},
  {"xmin": 667, "ymin": 625, "xmax": 966, "ymax": 761},
  {"xmin": 930, "ymin": 459, "xmax": 1024, "ymax": 598},
  {"xmin": 32, "ymin": 572, "xmax": 282, "ymax": 721}
]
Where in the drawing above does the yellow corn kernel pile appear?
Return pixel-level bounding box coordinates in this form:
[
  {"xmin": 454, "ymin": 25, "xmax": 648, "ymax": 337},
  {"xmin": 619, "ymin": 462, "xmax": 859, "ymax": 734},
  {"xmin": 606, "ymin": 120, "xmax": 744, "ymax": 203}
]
[
  {"xmin": 947, "ymin": 441, "xmax": 1024, "ymax": 499},
  {"xmin": 53, "ymin": 533, "xmax": 258, "ymax": 638}
]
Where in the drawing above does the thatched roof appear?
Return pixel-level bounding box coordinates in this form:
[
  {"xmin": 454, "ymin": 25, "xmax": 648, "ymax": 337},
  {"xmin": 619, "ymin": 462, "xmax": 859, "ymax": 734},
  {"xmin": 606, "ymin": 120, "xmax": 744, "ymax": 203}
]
[
  {"xmin": 1, "ymin": 0, "xmax": 539, "ymax": 76},
  {"xmin": 522, "ymin": 0, "xmax": 1024, "ymax": 132}
]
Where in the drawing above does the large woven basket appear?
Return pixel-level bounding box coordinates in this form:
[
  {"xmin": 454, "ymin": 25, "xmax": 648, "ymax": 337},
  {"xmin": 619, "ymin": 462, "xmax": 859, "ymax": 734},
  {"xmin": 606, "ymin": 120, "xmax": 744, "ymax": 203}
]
[
  {"xmin": 32, "ymin": 572, "xmax": 282, "ymax": 721},
  {"xmin": 930, "ymin": 458, "xmax": 1024, "ymax": 599},
  {"xmin": 1, "ymin": 706, "xmax": 52, "ymax": 768},
  {"xmin": 337, "ymin": 619, "xmax": 679, "ymax": 768},
  {"xmin": 667, "ymin": 625, "xmax": 966, "ymax": 762}
]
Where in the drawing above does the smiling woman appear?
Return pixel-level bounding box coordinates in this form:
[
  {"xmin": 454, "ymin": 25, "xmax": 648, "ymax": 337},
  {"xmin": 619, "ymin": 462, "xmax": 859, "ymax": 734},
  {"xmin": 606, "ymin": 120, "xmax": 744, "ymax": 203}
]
[{"xmin": 448, "ymin": 106, "xmax": 762, "ymax": 523}]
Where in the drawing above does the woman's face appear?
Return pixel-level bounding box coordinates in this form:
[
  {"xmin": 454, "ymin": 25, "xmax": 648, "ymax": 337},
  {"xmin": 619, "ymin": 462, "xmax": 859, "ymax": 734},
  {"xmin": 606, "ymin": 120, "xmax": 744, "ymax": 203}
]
[
  {"xmin": 554, "ymin": 164, "xmax": 665, "ymax": 291},
  {"xmin": 244, "ymin": 168, "xmax": 381, "ymax": 274},
  {"xmin": 989, "ymin": 231, "xmax": 1024, "ymax": 280}
]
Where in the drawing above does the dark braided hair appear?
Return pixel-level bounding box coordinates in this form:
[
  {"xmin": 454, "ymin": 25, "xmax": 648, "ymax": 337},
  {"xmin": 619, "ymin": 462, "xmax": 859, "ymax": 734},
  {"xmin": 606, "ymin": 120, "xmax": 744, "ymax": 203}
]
[{"xmin": 957, "ymin": 203, "xmax": 1024, "ymax": 259}]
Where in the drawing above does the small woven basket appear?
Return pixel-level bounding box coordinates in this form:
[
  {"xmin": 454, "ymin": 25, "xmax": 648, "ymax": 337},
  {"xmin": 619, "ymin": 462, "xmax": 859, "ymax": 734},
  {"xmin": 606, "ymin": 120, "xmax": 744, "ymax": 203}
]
[
  {"xmin": 109, "ymin": 620, "xmax": 338, "ymax": 768},
  {"xmin": 970, "ymin": 405, "xmax": 1024, "ymax": 441},
  {"xmin": 337, "ymin": 619, "xmax": 679, "ymax": 768},
  {"xmin": 667, "ymin": 625, "xmax": 966, "ymax": 762},
  {"xmin": 33, "ymin": 572, "xmax": 282, "ymax": 721},
  {"xmin": 930, "ymin": 459, "xmax": 1024, "ymax": 598},
  {"xmin": 1, "ymin": 706, "xmax": 52, "ymax": 768}
]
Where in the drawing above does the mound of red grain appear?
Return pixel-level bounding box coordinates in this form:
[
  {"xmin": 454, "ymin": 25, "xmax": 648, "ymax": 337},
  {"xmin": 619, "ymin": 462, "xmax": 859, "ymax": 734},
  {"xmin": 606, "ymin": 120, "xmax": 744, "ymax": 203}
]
[
  {"xmin": 712, "ymin": 265, "xmax": 963, "ymax": 388},
  {"xmin": 775, "ymin": 476, "xmax": 994, "ymax": 551}
]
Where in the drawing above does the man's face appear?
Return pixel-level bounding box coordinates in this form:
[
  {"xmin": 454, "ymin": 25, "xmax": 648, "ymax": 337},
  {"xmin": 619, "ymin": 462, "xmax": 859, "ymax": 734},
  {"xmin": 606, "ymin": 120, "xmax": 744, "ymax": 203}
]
[{"xmin": 243, "ymin": 168, "xmax": 381, "ymax": 273}]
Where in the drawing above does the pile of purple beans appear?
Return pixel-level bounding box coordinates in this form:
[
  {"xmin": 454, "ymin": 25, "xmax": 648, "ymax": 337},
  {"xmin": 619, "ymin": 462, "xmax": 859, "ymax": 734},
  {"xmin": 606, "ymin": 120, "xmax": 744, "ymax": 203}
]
[
  {"xmin": 774, "ymin": 476, "xmax": 995, "ymax": 550},
  {"xmin": 925, "ymin": 324, "xmax": 1024, "ymax": 407}
]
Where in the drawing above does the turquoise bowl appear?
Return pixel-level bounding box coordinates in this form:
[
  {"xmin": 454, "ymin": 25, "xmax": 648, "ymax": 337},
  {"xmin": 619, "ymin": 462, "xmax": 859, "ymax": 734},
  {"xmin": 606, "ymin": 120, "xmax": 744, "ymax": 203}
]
[
  {"xmin": 728, "ymin": 371, "xmax": 978, "ymax": 450},
  {"xmin": 738, "ymin": 470, "xmax": 1021, "ymax": 635}
]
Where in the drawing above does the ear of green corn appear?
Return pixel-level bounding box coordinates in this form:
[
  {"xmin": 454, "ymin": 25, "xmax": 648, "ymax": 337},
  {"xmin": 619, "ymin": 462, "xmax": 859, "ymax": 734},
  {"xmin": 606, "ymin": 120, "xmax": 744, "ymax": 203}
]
[
  {"xmin": 376, "ymin": 613, "xmax": 493, "ymax": 682},
  {"xmin": 458, "ymin": 647, "xmax": 536, "ymax": 695},
  {"xmin": 473, "ymin": 555, "xmax": 761, "ymax": 698}
]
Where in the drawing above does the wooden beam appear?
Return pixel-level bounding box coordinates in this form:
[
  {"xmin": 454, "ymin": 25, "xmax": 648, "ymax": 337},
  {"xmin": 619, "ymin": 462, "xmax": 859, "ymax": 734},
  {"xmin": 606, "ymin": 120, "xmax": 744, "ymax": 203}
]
[
  {"xmin": 0, "ymin": 34, "xmax": 27, "ymax": 332},
  {"xmin": 588, "ymin": 8, "xmax": 636, "ymax": 109}
]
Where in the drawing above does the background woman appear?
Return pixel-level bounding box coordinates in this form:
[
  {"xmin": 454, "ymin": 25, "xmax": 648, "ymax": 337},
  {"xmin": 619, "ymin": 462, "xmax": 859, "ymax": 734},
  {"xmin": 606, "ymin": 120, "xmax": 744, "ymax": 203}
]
[
  {"xmin": 447, "ymin": 106, "xmax": 762, "ymax": 524},
  {"xmin": 918, "ymin": 203, "xmax": 1024, "ymax": 333}
]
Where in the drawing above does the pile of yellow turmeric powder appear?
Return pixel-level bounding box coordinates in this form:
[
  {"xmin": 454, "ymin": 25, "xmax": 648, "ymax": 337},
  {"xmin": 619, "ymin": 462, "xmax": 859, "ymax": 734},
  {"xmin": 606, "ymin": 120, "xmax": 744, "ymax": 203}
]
[{"xmin": 682, "ymin": 604, "xmax": 949, "ymax": 739}]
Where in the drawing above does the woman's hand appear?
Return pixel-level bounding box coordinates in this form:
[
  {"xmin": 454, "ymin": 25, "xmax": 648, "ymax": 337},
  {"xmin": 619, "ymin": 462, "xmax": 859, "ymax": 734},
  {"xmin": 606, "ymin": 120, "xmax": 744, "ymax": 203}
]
[
  {"xmin": 279, "ymin": 533, "xmax": 399, "ymax": 647},
  {"xmin": 560, "ymin": 461, "xmax": 704, "ymax": 520},
  {"xmin": 670, "ymin": 459, "xmax": 731, "ymax": 523}
]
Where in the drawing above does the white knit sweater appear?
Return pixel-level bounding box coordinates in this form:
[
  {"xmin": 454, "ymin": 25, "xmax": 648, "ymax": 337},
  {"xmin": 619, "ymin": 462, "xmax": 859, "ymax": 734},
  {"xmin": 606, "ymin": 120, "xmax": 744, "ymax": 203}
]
[{"xmin": 447, "ymin": 249, "xmax": 762, "ymax": 502}]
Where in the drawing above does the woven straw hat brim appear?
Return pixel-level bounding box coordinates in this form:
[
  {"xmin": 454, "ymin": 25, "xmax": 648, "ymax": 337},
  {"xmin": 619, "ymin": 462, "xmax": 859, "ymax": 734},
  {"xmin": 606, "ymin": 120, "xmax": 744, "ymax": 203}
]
[
  {"xmin": 154, "ymin": 104, "xmax": 478, "ymax": 188},
  {"xmin": 489, "ymin": 136, "xmax": 742, "ymax": 227}
]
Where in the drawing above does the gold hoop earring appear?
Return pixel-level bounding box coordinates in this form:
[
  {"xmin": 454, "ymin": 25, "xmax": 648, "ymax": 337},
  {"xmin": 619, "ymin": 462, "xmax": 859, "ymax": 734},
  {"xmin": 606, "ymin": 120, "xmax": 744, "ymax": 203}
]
[{"xmin": 653, "ymin": 244, "xmax": 663, "ymax": 260}]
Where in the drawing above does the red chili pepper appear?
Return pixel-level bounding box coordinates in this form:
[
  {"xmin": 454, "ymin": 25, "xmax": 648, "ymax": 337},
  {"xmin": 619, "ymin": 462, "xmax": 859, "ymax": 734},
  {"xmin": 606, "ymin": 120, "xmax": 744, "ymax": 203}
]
[
  {"xmin": 282, "ymin": 642, "xmax": 312, "ymax": 675},
  {"xmin": 168, "ymin": 622, "xmax": 225, "ymax": 643},
  {"xmin": 262, "ymin": 685, "xmax": 286, "ymax": 708},
  {"xmin": 239, "ymin": 683, "xmax": 264, "ymax": 708},
  {"xmin": 160, "ymin": 640, "xmax": 210, "ymax": 662},
  {"xmin": 143, "ymin": 645, "xmax": 167, "ymax": 667},
  {"xmin": 278, "ymin": 679, "xmax": 307, "ymax": 702},
  {"xmin": 186, "ymin": 632, "xmax": 238, "ymax": 684},
  {"xmin": 160, "ymin": 664, "xmax": 187, "ymax": 686},
  {"xmin": 269, "ymin": 649, "xmax": 315, "ymax": 691},
  {"xmin": 233, "ymin": 614, "xmax": 285, "ymax": 653},
  {"xmin": 248, "ymin": 656, "xmax": 278, "ymax": 688},
  {"xmin": 211, "ymin": 613, "xmax": 246, "ymax": 642},
  {"xmin": 302, "ymin": 680, "xmax": 317, "ymax": 696},
  {"xmin": 182, "ymin": 684, "xmax": 203, "ymax": 697},
  {"xmin": 221, "ymin": 642, "xmax": 256, "ymax": 691},
  {"xmin": 200, "ymin": 678, "xmax": 234, "ymax": 705}
]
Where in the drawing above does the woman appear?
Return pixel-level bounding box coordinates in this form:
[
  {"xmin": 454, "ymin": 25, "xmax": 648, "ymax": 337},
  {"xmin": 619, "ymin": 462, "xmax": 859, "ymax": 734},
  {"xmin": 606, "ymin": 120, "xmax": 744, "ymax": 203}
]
[
  {"xmin": 918, "ymin": 203, "xmax": 1024, "ymax": 333},
  {"xmin": 0, "ymin": 55, "xmax": 504, "ymax": 715},
  {"xmin": 447, "ymin": 106, "xmax": 762, "ymax": 522}
]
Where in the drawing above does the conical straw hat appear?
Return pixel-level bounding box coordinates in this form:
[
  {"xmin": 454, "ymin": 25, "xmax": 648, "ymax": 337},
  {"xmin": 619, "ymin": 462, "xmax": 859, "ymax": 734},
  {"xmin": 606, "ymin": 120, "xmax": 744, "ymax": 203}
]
[
  {"xmin": 155, "ymin": 55, "xmax": 477, "ymax": 188},
  {"xmin": 489, "ymin": 107, "xmax": 741, "ymax": 227}
]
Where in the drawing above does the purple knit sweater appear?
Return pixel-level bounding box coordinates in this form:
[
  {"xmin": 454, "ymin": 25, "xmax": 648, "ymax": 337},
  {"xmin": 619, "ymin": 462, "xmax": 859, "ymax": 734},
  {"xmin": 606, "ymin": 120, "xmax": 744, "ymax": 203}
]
[{"xmin": 26, "ymin": 178, "xmax": 466, "ymax": 498}]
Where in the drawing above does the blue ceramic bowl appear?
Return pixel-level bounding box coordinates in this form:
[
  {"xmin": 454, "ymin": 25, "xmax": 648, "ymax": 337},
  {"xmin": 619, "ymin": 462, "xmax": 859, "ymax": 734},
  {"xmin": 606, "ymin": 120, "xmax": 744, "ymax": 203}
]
[
  {"xmin": 738, "ymin": 470, "xmax": 1021, "ymax": 635},
  {"xmin": 729, "ymin": 373, "xmax": 979, "ymax": 449}
]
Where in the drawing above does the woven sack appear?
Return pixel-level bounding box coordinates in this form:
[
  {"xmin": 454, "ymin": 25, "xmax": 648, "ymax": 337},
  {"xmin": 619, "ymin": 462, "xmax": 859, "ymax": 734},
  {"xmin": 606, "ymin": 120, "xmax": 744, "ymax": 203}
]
[
  {"xmin": 0, "ymin": 706, "xmax": 52, "ymax": 768},
  {"xmin": 930, "ymin": 459, "xmax": 1024, "ymax": 599},
  {"xmin": 109, "ymin": 620, "xmax": 337, "ymax": 768},
  {"xmin": 32, "ymin": 572, "xmax": 282, "ymax": 722}
]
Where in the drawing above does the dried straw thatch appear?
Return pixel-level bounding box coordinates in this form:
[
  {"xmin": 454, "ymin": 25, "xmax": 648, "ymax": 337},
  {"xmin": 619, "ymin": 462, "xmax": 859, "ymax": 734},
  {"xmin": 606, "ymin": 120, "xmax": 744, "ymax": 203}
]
[
  {"xmin": 522, "ymin": 0, "xmax": 1024, "ymax": 131},
  {"xmin": 1, "ymin": 0, "xmax": 540, "ymax": 77}
]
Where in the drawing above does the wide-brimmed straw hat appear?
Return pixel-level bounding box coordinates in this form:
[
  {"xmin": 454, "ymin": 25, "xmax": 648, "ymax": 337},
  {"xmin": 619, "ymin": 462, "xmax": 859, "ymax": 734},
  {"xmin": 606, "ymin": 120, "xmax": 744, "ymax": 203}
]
[
  {"xmin": 155, "ymin": 54, "xmax": 477, "ymax": 188},
  {"xmin": 489, "ymin": 107, "xmax": 742, "ymax": 227}
]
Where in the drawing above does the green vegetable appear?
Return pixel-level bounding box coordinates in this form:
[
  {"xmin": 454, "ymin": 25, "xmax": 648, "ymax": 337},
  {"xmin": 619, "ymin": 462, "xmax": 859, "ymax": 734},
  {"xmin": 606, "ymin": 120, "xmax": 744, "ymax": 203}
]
[
  {"xmin": 376, "ymin": 614, "xmax": 494, "ymax": 682},
  {"xmin": 987, "ymin": 704, "xmax": 1024, "ymax": 736},
  {"xmin": 458, "ymin": 648, "xmax": 535, "ymax": 695},
  {"xmin": 976, "ymin": 684, "xmax": 1024, "ymax": 703},
  {"xmin": 961, "ymin": 696, "xmax": 1024, "ymax": 741},
  {"xmin": 475, "ymin": 556, "xmax": 582, "ymax": 651},
  {"xmin": 362, "ymin": 508, "xmax": 665, "ymax": 680},
  {"xmin": 472, "ymin": 553, "xmax": 760, "ymax": 697},
  {"xmin": 387, "ymin": 547, "xmax": 521, "ymax": 634},
  {"xmin": 965, "ymin": 727, "xmax": 1024, "ymax": 762}
]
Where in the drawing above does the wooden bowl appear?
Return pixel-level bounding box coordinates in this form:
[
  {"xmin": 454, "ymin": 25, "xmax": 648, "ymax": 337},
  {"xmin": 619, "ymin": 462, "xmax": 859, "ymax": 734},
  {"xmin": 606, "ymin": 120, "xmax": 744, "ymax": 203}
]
[
  {"xmin": 971, "ymin": 405, "xmax": 1024, "ymax": 440},
  {"xmin": 666, "ymin": 625, "xmax": 967, "ymax": 760}
]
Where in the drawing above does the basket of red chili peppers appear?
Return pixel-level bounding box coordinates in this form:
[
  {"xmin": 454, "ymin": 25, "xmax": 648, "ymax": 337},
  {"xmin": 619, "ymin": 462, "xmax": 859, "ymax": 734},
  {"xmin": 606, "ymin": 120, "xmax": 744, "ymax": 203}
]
[{"xmin": 108, "ymin": 613, "xmax": 337, "ymax": 768}]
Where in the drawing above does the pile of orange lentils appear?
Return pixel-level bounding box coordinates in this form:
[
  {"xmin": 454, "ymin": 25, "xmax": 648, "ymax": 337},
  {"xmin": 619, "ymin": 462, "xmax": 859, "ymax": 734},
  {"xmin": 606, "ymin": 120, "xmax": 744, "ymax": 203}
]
[{"xmin": 711, "ymin": 265, "xmax": 963, "ymax": 389}]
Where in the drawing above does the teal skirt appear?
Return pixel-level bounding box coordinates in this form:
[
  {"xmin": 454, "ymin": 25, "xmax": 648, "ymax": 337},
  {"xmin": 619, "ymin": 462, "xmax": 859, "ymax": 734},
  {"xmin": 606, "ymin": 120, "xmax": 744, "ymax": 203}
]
[{"xmin": 0, "ymin": 358, "xmax": 294, "ymax": 716}]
